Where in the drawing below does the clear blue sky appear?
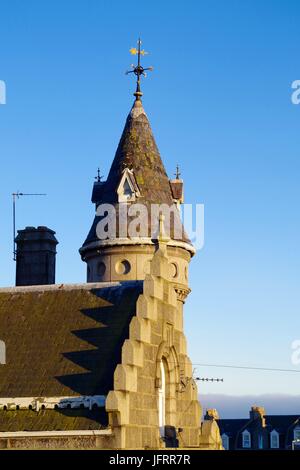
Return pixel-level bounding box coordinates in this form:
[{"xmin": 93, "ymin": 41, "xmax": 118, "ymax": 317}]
[{"xmin": 0, "ymin": 0, "xmax": 300, "ymax": 404}]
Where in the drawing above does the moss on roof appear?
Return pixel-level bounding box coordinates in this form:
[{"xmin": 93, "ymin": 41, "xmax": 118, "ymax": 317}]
[
  {"xmin": 0, "ymin": 408, "xmax": 108, "ymax": 432},
  {"xmin": 0, "ymin": 281, "xmax": 142, "ymax": 398},
  {"xmin": 103, "ymin": 100, "xmax": 172, "ymax": 206},
  {"xmin": 83, "ymin": 100, "xmax": 191, "ymax": 246}
]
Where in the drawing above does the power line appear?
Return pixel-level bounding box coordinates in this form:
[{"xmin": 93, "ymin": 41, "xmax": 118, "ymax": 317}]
[{"xmin": 191, "ymin": 363, "xmax": 300, "ymax": 374}]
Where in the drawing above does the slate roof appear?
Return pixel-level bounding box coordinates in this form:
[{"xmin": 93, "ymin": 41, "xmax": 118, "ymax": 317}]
[
  {"xmin": 103, "ymin": 100, "xmax": 172, "ymax": 205},
  {"xmin": 218, "ymin": 415, "xmax": 300, "ymax": 436},
  {"xmin": 265, "ymin": 414, "xmax": 300, "ymax": 433},
  {"xmin": 82, "ymin": 99, "xmax": 191, "ymax": 248},
  {"xmin": 217, "ymin": 418, "xmax": 248, "ymax": 438},
  {"xmin": 217, "ymin": 418, "xmax": 248, "ymax": 449},
  {"xmin": 0, "ymin": 281, "xmax": 143, "ymax": 431},
  {"xmin": 0, "ymin": 409, "xmax": 108, "ymax": 432},
  {"xmin": 218, "ymin": 415, "xmax": 300, "ymax": 450},
  {"xmin": 266, "ymin": 415, "xmax": 300, "ymax": 448}
]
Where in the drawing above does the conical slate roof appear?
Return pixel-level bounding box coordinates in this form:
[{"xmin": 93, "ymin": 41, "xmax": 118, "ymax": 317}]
[
  {"xmin": 82, "ymin": 99, "xmax": 191, "ymax": 248},
  {"xmin": 100, "ymin": 99, "xmax": 174, "ymax": 205}
]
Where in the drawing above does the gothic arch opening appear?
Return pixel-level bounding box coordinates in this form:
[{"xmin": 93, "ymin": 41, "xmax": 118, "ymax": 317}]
[{"xmin": 156, "ymin": 343, "xmax": 180, "ymax": 438}]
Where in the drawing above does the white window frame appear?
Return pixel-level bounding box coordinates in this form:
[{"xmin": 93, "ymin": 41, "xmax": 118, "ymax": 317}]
[
  {"xmin": 117, "ymin": 168, "xmax": 140, "ymax": 203},
  {"xmin": 221, "ymin": 433, "xmax": 229, "ymax": 450},
  {"xmin": 158, "ymin": 360, "xmax": 166, "ymax": 438},
  {"xmin": 293, "ymin": 426, "xmax": 300, "ymax": 441},
  {"xmin": 242, "ymin": 430, "xmax": 251, "ymax": 449},
  {"xmin": 270, "ymin": 430, "xmax": 279, "ymax": 449}
]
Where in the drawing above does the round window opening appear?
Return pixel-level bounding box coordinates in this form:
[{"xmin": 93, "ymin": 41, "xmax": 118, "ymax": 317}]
[
  {"xmin": 116, "ymin": 259, "xmax": 131, "ymax": 275},
  {"xmin": 170, "ymin": 262, "xmax": 178, "ymax": 278},
  {"xmin": 97, "ymin": 262, "xmax": 106, "ymax": 277}
]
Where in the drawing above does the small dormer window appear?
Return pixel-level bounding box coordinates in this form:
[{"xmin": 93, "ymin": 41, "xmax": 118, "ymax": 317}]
[
  {"xmin": 221, "ymin": 433, "xmax": 229, "ymax": 450},
  {"xmin": 117, "ymin": 168, "xmax": 140, "ymax": 203},
  {"xmin": 294, "ymin": 426, "xmax": 300, "ymax": 441},
  {"xmin": 123, "ymin": 179, "xmax": 133, "ymax": 199},
  {"xmin": 242, "ymin": 430, "xmax": 251, "ymax": 448},
  {"xmin": 270, "ymin": 430, "xmax": 279, "ymax": 449}
]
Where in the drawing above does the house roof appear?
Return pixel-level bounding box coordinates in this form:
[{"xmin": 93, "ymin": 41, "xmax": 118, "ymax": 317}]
[
  {"xmin": 0, "ymin": 408, "xmax": 108, "ymax": 432},
  {"xmin": 265, "ymin": 415, "xmax": 300, "ymax": 434},
  {"xmin": 217, "ymin": 419, "xmax": 248, "ymax": 438},
  {"xmin": 0, "ymin": 281, "xmax": 143, "ymax": 431},
  {"xmin": 218, "ymin": 414, "xmax": 300, "ymax": 448}
]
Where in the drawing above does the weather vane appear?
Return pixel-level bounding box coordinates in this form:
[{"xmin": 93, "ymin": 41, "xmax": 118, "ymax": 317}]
[{"xmin": 126, "ymin": 38, "xmax": 153, "ymax": 100}]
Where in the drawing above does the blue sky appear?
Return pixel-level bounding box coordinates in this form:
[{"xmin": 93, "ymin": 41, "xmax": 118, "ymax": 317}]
[{"xmin": 0, "ymin": 0, "xmax": 300, "ymax": 407}]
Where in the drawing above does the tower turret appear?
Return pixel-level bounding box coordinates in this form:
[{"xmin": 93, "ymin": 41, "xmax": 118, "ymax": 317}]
[{"xmin": 79, "ymin": 40, "xmax": 194, "ymax": 301}]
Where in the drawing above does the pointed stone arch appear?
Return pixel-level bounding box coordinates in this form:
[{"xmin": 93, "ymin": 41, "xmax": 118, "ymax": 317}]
[{"xmin": 155, "ymin": 341, "xmax": 180, "ymax": 389}]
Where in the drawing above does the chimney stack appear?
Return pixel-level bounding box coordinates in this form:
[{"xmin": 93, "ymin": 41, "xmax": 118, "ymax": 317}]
[
  {"xmin": 250, "ymin": 406, "xmax": 266, "ymax": 427},
  {"xmin": 15, "ymin": 226, "xmax": 58, "ymax": 286}
]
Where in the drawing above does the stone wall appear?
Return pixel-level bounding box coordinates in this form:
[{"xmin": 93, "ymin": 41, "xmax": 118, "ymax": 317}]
[
  {"xmin": 0, "ymin": 434, "xmax": 113, "ymax": 450},
  {"xmin": 106, "ymin": 237, "xmax": 202, "ymax": 449},
  {"xmin": 0, "ymin": 236, "xmax": 222, "ymax": 450}
]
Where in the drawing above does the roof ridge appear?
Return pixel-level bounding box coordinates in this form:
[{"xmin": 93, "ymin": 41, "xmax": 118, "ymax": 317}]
[{"xmin": 0, "ymin": 281, "xmax": 142, "ymax": 293}]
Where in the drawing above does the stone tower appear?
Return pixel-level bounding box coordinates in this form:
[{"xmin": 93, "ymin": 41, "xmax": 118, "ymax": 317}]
[{"xmin": 79, "ymin": 58, "xmax": 195, "ymax": 303}]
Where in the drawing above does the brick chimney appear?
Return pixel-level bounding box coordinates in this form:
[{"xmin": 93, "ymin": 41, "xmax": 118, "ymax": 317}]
[{"xmin": 15, "ymin": 226, "xmax": 58, "ymax": 286}]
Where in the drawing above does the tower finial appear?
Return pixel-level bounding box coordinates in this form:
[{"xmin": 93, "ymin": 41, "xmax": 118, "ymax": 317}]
[
  {"xmin": 95, "ymin": 168, "xmax": 103, "ymax": 183},
  {"xmin": 126, "ymin": 38, "xmax": 153, "ymax": 101},
  {"xmin": 175, "ymin": 164, "xmax": 181, "ymax": 180},
  {"xmin": 158, "ymin": 213, "xmax": 170, "ymax": 244}
]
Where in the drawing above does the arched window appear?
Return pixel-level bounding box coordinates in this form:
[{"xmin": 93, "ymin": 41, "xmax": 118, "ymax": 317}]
[{"xmin": 158, "ymin": 359, "xmax": 167, "ymax": 437}]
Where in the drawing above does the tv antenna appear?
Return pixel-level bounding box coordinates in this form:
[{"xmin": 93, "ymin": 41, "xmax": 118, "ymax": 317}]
[
  {"xmin": 12, "ymin": 191, "xmax": 47, "ymax": 261},
  {"xmin": 195, "ymin": 377, "xmax": 224, "ymax": 383},
  {"xmin": 179, "ymin": 372, "xmax": 224, "ymax": 393}
]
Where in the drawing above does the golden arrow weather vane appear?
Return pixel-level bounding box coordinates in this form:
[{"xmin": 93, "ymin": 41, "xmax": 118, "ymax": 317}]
[{"xmin": 126, "ymin": 38, "xmax": 153, "ymax": 100}]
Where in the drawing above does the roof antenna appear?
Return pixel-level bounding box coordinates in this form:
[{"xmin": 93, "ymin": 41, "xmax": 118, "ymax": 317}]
[
  {"xmin": 195, "ymin": 377, "xmax": 224, "ymax": 383},
  {"xmin": 12, "ymin": 191, "xmax": 47, "ymax": 261},
  {"xmin": 194, "ymin": 368, "xmax": 223, "ymax": 384}
]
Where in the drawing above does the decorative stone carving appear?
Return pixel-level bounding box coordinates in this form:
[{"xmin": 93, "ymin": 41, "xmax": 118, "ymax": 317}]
[{"xmin": 174, "ymin": 286, "xmax": 191, "ymax": 303}]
